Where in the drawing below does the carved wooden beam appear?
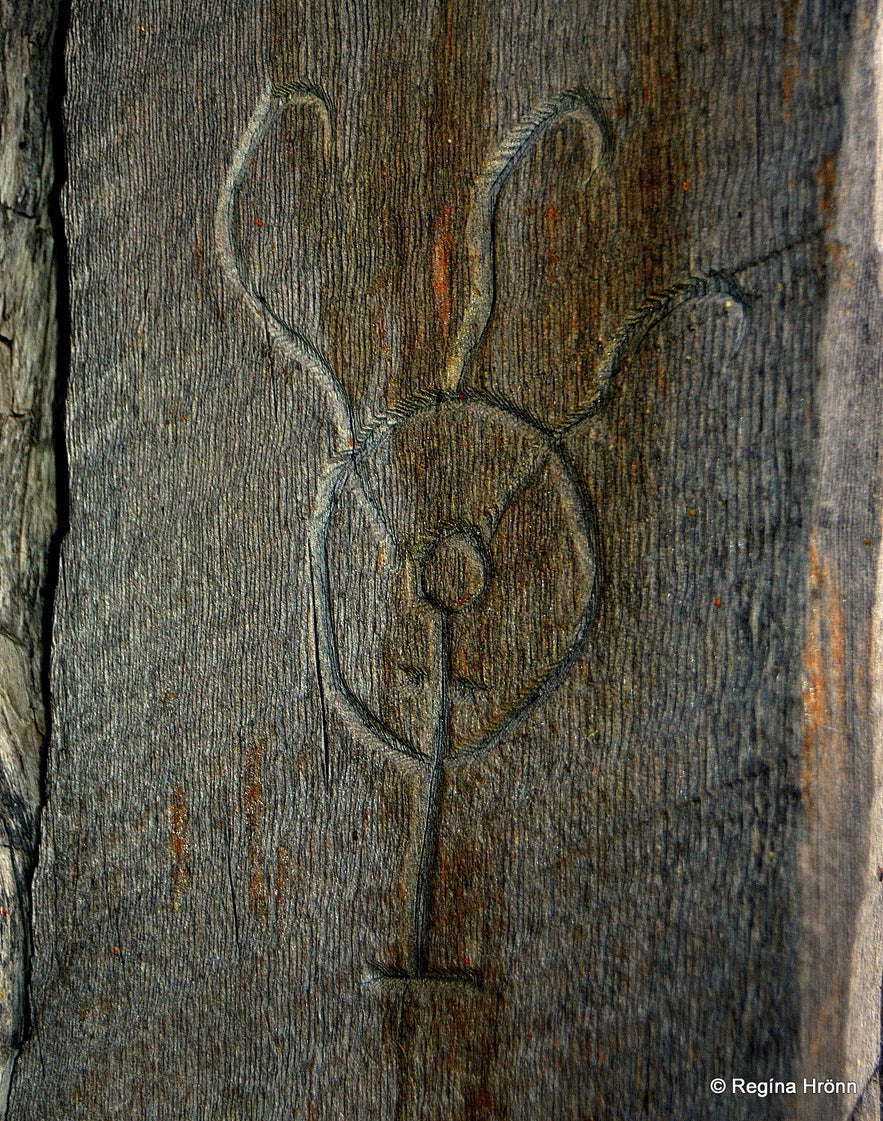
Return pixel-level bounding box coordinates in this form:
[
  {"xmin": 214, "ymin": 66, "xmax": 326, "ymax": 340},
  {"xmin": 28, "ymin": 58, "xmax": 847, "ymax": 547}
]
[{"xmin": 6, "ymin": 2, "xmax": 883, "ymax": 1118}]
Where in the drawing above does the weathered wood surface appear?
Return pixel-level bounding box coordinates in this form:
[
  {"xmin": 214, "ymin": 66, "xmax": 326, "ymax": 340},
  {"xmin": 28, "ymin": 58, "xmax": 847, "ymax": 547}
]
[
  {"xmin": 8, "ymin": 1, "xmax": 883, "ymax": 1118},
  {"xmin": 0, "ymin": 0, "xmax": 57, "ymax": 1110}
]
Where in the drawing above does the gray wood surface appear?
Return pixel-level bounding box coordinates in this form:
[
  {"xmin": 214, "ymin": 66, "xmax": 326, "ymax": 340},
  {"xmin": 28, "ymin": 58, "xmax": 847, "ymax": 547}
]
[
  {"xmin": 0, "ymin": 0, "xmax": 57, "ymax": 1110},
  {"xmin": 7, "ymin": 1, "xmax": 883, "ymax": 1118}
]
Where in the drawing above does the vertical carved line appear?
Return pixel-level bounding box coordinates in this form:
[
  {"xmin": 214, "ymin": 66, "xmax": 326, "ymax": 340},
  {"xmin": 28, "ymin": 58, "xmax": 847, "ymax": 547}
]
[{"xmin": 410, "ymin": 614, "xmax": 450, "ymax": 977}]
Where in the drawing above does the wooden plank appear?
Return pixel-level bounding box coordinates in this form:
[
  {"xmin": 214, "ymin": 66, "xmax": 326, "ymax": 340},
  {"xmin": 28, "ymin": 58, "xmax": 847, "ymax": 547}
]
[
  {"xmin": 798, "ymin": 9, "xmax": 883, "ymax": 1114},
  {"xmin": 0, "ymin": 0, "xmax": 57, "ymax": 1111},
  {"xmin": 8, "ymin": 1, "xmax": 882, "ymax": 1117}
]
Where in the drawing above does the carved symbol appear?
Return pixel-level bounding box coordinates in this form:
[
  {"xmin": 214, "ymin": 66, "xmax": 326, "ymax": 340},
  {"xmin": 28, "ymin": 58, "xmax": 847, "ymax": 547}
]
[{"xmin": 217, "ymin": 81, "xmax": 748, "ymax": 986}]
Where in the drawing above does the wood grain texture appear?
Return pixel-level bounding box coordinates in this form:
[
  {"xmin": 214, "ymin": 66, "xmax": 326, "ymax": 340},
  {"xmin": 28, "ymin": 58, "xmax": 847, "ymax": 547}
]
[
  {"xmin": 8, "ymin": 1, "xmax": 882, "ymax": 1118},
  {"xmin": 0, "ymin": 0, "xmax": 57, "ymax": 1110}
]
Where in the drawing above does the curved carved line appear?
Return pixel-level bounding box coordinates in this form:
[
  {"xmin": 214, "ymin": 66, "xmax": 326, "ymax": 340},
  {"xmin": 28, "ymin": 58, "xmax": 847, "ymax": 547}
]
[
  {"xmin": 309, "ymin": 461, "xmax": 429, "ymax": 765},
  {"xmin": 443, "ymin": 88, "xmax": 612, "ymax": 393},
  {"xmin": 215, "ymin": 82, "xmax": 354, "ymax": 452},
  {"xmin": 447, "ymin": 442, "xmax": 600, "ymax": 767},
  {"xmin": 556, "ymin": 272, "xmax": 751, "ymax": 438}
]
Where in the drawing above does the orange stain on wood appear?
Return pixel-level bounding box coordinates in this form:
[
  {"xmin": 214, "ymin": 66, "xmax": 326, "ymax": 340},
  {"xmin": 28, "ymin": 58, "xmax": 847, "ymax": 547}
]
[
  {"xmin": 801, "ymin": 536, "xmax": 852, "ymax": 1069},
  {"xmin": 244, "ymin": 738, "xmax": 269, "ymax": 916},
  {"xmin": 170, "ymin": 785, "xmax": 188, "ymax": 861},
  {"xmin": 544, "ymin": 197, "xmax": 559, "ymax": 276},
  {"xmin": 169, "ymin": 783, "xmax": 190, "ymax": 905},
  {"xmin": 431, "ymin": 203, "xmax": 454, "ymax": 342},
  {"xmin": 245, "ymin": 740, "xmax": 262, "ymax": 826},
  {"xmin": 249, "ymin": 868, "xmax": 268, "ymax": 918},
  {"xmin": 377, "ymin": 301, "xmax": 391, "ymax": 358},
  {"xmin": 825, "ymin": 239, "xmax": 844, "ymax": 269},
  {"xmin": 817, "ymin": 152, "xmax": 836, "ymax": 217},
  {"xmin": 780, "ymin": 0, "xmax": 800, "ymax": 119},
  {"xmin": 801, "ymin": 538, "xmax": 847, "ymax": 824}
]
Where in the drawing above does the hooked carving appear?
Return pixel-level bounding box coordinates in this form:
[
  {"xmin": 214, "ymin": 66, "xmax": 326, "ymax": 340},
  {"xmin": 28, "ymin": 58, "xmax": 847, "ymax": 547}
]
[{"xmin": 217, "ymin": 81, "xmax": 748, "ymax": 986}]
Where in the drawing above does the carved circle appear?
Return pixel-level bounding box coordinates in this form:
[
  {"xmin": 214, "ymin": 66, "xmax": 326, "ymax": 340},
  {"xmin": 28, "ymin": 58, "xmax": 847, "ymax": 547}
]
[{"xmin": 419, "ymin": 527, "xmax": 489, "ymax": 613}]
